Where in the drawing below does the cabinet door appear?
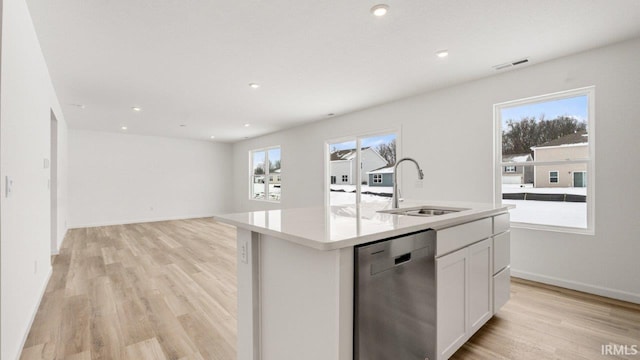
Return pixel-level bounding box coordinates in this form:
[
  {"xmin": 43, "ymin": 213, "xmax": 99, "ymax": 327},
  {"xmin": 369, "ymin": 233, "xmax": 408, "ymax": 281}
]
[
  {"xmin": 467, "ymin": 238, "xmax": 493, "ymax": 334},
  {"xmin": 436, "ymin": 247, "xmax": 467, "ymax": 360}
]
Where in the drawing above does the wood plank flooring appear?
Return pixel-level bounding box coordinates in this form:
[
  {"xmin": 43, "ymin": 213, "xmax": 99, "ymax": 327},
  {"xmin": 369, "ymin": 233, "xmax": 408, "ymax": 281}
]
[
  {"xmin": 452, "ymin": 278, "xmax": 640, "ymax": 360},
  {"xmin": 21, "ymin": 218, "xmax": 640, "ymax": 359},
  {"xmin": 21, "ymin": 218, "xmax": 237, "ymax": 360}
]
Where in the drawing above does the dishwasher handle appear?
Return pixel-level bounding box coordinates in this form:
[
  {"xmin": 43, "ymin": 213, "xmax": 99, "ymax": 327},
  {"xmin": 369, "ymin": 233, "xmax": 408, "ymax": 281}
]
[
  {"xmin": 394, "ymin": 253, "xmax": 411, "ymax": 265},
  {"xmin": 370, "ymin": 246, "xmax": 430, "ymax": 275}
]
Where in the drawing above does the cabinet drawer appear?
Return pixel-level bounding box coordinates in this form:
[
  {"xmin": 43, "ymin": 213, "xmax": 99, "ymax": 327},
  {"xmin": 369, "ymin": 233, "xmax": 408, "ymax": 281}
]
[
  {"xmin": 493, "ymin": 213, "xmax": 510, "ymax": 234},
  {"xmin": 493, "ymin": 231, "xmax": 510, "ymax": 274},
  {"xmin": 436, "ymin": 218, "xmax": 492, "ymax": 257},
  {"xmin": 493, "ymin": 266, "xmax": 511, "ymax": 314}
]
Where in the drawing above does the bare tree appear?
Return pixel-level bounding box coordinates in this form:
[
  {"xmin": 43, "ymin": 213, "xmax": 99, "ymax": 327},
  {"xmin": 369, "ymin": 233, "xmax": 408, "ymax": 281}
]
[
  {"xmin": 376, "ymin": 139, "xmax": 396, "ymax": 166},
  {"xmin": 502, "ymin": 115, "xmax": 586, "ymax": 155}
]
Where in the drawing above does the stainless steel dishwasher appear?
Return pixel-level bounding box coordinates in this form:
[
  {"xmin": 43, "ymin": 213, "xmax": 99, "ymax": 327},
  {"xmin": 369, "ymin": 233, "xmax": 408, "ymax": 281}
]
[{"xmin": 354, "ymin": 230, "xmax": 436, "ymax": 360}]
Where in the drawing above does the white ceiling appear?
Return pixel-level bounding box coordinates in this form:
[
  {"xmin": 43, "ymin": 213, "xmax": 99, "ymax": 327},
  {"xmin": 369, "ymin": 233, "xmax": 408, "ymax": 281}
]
[{"xmin": 26, "ymin": 0, "xmax": 640, "ymax": 142}]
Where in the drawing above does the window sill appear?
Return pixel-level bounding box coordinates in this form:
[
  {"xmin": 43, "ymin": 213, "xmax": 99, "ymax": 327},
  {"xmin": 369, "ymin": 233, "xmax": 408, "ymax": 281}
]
[{"xmin": 510, "ymin": 221, "xmax": 594, "ymax": 236}]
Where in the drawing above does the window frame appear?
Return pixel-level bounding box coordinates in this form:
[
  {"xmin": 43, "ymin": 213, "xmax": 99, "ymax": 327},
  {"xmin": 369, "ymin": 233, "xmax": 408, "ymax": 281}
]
[
  {"xmin": 325, "ymin": 128, "xmax": 400, "ymax": 206},
  {"xmin": 249, "ymin": 145, "xmax": 281, "ymax": 203},
  {"xmin": 549, "ymin": 170, "xmax": 559, "ymax": 184},
  {"xmin": 493, "ymin": 86, "xmax": 595, "ymax": 235},
  {"xmin": 373, "ymin": 174, "xmax": 383, "ymax": 183}
]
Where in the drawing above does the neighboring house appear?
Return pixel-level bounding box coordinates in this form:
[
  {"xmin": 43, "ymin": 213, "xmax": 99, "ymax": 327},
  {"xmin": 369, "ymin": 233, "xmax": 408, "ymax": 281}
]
[
  {"xmin": 269, "ymin": 168, "xmax": 281, "ymax": 185},
  {"xmin": 501, "ymin": 153, "xmax": 534, "ymax": 184},
  {"xmin": 367, "ymin": 166, "xmax": 394, "ymax": 187},
  {"xmin": 330, "ymin": 147, "xmax": 388, "ymax": 185},
  {"xmin": 532, "ymin": 132, "xmax": 588, "ymax": 188}
]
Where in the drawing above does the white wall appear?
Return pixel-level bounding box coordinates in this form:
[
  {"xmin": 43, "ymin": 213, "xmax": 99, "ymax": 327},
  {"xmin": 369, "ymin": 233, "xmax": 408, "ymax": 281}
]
[
  {"xmin": 232, "ymin": 37, "xmax": 640, "ymax": 303},
  {"xmin": 0, "ymin": 0, "xmax": 69, "ymax": 358},
  {"xmin": 68, "ymin": 130, "xmax": 233, "ymax": 227}
]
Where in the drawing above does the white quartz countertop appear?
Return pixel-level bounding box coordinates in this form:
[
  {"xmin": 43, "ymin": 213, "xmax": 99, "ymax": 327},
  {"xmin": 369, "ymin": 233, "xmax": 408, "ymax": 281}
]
[{"xmin": 214, "ymin": 200, "xmax": 513, "ymax": 251}]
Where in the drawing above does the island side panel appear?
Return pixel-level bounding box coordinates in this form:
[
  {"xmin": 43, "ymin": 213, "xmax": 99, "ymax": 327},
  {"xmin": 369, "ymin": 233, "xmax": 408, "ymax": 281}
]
[
  {"xmin": 260, "ymin": 234, "xmax": 354, "ymax": 360},
  {"xmin": 237, "ymin": 228, "xmax": 260, "ymax": 360}
]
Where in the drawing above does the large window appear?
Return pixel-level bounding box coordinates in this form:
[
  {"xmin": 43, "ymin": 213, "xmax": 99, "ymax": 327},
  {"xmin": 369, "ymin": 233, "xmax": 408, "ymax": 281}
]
[
  {"xmin": 250, "ymin": 146, "xmax": 281, "ymax": 201},
  {"xmin": 327, "ymin": 131, "xmax": 398, "ymax": 206},
  {"xmin": 495, "ymin": 87, "xmax": 594, "ymax": 233}
]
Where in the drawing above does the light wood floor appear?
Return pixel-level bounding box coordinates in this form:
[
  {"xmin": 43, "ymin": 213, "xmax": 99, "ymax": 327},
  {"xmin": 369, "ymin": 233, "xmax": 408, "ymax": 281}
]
[
  {"xmin": 21, "ymin": 219, "xmax": 640, "ymax": 359},
  {"xmin": 21, "ymin": 218, "xmax": 237, "ymax": 360}
]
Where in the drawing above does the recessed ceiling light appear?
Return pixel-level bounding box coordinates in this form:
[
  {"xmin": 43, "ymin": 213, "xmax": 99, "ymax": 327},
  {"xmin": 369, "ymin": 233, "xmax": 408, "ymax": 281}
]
[
  {"xmin": 436, "ymin": 50, "xmax": 449, "ymax": 58},
  {"xmin": 244, "ymin": 123, "xmax": 251, "ymax": 127},
  {"xmin": 249, "ymin": 83, "xmax": 260, "ymax": 89},
  {"xmin": 327, "ymin": 113, "xmax": 335, "ymax": 117},
  {"xmin": 179, "ymin": 124, "xmax": 187, "ymax": 127},
  {"xmin": 121, "ymin": 126, "xmax": 128, "ymax": 130},
  {"xmin": 210, "ymin": 135, "xmax": 216, "ymax": 139},
  {"xmin": 371, "ymin": 4, "xmax": 389, "ymax": 17},
  {"xmin": 131, "ymin": 107, "xmax": 142, "ymax": 112},
  {"xmin": 70, "ymin": 104, "xmax": 86, "ymax": 109}
]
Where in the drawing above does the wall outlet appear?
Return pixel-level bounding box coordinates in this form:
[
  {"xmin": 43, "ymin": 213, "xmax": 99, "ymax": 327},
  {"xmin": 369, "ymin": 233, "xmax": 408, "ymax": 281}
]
[
  {"xmin": 34, "ymin": 260, "xmax": 38, "ymax": 274},
  {"xmin": 240, "ymin": 238, "xmax": 249, "ymax": 264}
]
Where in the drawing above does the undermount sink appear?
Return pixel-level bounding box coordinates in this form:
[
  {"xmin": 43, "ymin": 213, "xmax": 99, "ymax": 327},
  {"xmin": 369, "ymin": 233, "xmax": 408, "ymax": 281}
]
[{"xmin": 379, "ymin": 206, "xmax": 469, "ymax": 217}]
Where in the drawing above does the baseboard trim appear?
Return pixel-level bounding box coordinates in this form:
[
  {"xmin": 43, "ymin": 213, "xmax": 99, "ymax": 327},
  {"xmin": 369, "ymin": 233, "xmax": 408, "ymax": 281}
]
[
  {"xmin": 16, "ymin": 266, "xmax": 53, "ymax": 360},
  {"xmin": 51, "ymin": 228, "xmax": 68, "ymax": 255},
  {"xmin": 511, "ymin": 269, "xmax": 640, "ymax": 304},
  {"xmin": 68, "ymin": 214, "xmax": 217, "ymax": 229}
]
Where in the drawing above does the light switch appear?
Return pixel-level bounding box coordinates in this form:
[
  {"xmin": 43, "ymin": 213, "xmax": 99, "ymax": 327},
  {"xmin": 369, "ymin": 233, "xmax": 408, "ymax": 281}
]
[
  {"xmin": 44, "ymin": 158, "xmax": 50, "ymax": 169},
  {"xmin": 5, "ymin": 176, "xmax": 13, "ymax": 198}
]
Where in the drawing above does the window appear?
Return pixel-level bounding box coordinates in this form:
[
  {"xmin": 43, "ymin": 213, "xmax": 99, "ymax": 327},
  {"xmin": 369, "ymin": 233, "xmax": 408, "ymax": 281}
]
[
  {"xmin": 250, "ymin": 146, "xmax": 281, "ymax": 201},
  {"xmin": 327, "ymin": 131, "xmax": 398, "ymax": 205},
  {"xmin": 495, "ymin": 87, "xmax": 594, "ymax": 233}
]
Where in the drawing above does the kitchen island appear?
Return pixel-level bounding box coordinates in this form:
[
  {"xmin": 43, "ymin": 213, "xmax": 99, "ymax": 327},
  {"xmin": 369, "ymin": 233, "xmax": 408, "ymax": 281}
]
[{"xmin": 215, "ymin": 201, "xmax": 512, "ymax": 360}]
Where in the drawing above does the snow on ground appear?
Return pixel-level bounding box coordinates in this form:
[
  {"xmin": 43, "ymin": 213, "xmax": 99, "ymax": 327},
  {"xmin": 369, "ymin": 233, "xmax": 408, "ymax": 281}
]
[
  {"xmin": 329, "ymin": 183, "xmax": 588, "ymax": 228},
  {"xmin": 329, "ymin": 184, "xmax": 392, "ymax": 206},
  {"xmin": 504, "ymin": 199, "xmax": 586, "ymax": 228},
  {"xmin": 330, "ymin": 184, "xmax": 392, "ymax": 195},
  {"xmin": 330, "ymin": 192, "xmax": 392, "ymax": 206},
  {"xmin": 502, "ymin": 184, "xmax": 586, "ymax": 195},
  {"xmin": 252, "ymin": 184, "xmax": 281, "ymax": 201}
]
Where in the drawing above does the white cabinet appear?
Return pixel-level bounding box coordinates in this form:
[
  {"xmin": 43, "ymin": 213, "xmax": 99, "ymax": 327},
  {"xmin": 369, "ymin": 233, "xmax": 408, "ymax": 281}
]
[
  {"xmin": 436, "ymin": 247, "xmax": 467, "ymax": 360},
  {"xmin": 493, "ymin": 266, "xmax": 511, "ymax": 313},
  {"xmin": 492, "ymin": 231, "xmax": 510, "ymax": 274},
  {"xmin": 435, "ymin": 212, "xmax": 510, "ymax": 359},
  {"xmin": 436, "ymin": 238, "xmax": 492, "ymax": 360},
  {"xmin": 492, "ymin": 226, "xmax": 511, "ymax": 315},
  {"xmin": 468, "ymin": 239, "xmax": 493, "ymax": 334}
]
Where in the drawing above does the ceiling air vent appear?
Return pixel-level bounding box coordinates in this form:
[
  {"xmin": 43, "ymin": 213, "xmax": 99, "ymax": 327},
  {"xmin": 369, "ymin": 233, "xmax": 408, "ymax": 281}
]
[{"xmin": 493, "ymin": 58, "xmax": 529, "ymax": 70}]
